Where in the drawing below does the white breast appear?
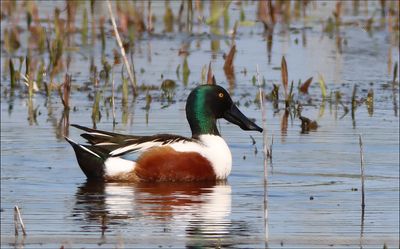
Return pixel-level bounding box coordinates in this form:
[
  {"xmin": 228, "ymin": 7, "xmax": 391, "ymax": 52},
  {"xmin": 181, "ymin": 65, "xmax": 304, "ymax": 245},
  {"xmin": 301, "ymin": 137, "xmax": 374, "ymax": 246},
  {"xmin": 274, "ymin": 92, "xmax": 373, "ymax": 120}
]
[{"xmin": 170, "ymin": 134, "xmax": 232, "ymax": 179}]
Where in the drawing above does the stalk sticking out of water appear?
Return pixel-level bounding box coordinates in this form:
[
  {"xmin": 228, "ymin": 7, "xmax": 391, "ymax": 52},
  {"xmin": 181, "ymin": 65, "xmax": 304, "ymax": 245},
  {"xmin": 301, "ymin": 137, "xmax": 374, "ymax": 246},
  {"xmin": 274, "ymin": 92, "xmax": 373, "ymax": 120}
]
[
  {"xmin": 281, "ymin": 56, "xmax": 288, "ymax": 106},
  {"xmin": 256, "ymin": 64, "xmax": 269, "ymax": 245},
  {"xmin": 111, "ymin": 68, "xmax": 116, "ymax": 127},
  {"xmin": 223, "ymin": 44, "xmax": 236, "ymax": 87},
  {"xmin": 258, "ymin": 0, "xmax": 275, "ymax": 30},
  {"xmin": 299, "ymin": 77, "xmax": 313, "ymax": 94},
  {"xmin": 358, "ymin": 134, "xmax": 366, "ymax": 245},
  {"xmin": 60, "ymin": 74, "xmax": 71, "ymax": 110},
  {"xmin": 100, "ymin": 17, "xmax": 106, "ymax": 53},
  {"xmin": 206, "ymin": 62, "xmax": 216, "ymax": 85},
  {"xmin": 392, "ymin": 61, "xmax": 398, "ymax": 117},
  {"xmin": 359, "ymin": 135, "xmax": 365, "ymax": 210},
  {"xmin": 223, "ymin": 44, "xmax": 236, "ymax": 72},
  {"xmin": 147, "ymin": 1, "xmax": 153, "ymax": 33},
  {"xmin": 81, "ymin": 7, "xmax": 88, "ymax": 45},
  {"xmin": 13, "ymin": 207, "xmax": 18, "ymax": 235},
  {"xmin": 14, "ymin": 206, "xmax": 27, "ymax": 236},
  {"xmin": 9, "ymin": 59, "xmax": 16, "ymax": 89},
  {"xmin": 106, "ymin": 1, "xmax": 137, "ymax": 95},
  {"xmin": 182, "ymin": 57, "xmax": 190, "ymax": 86},
  {"xmin": 318, "ymin": 73, "xmax": 327, "ymax": 100},
  {"xmin": 201, "ymin": 64, "xmax": 207, "ymax": 84},
  {"xmin": 351, "ymin": 84, "xmax": 357, "ymax": 128}
]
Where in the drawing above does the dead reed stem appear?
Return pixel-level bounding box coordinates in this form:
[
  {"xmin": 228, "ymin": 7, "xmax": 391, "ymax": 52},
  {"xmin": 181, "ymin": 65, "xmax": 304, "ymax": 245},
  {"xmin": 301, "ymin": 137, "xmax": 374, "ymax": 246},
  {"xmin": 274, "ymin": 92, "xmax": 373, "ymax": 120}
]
[
  {"xmin": 147, "ymin": 1, "xmax": 153, "ymax": 33},
  {"xmin": 358, "ymin": 134, "xmax": 365, "ymax": 245},
  {"xmin": 14, "ymin": 207, "xmax": 18, "ymax": 236},
  {"xmin": 256, "ymin": 64, "xmax": 269, "ymax": 245},
  {"xmin": 257, "ymin": 65, "xmax": 269, "ymax": 179},
  {"xmin": 206, "ymin": 62, "xmax": 216, "ymax": 85},
  {"xmin": 111, "ymin": 68, "xmax": 116, "ymax": 127},
  {"xmin": 106, "ymin": 1, "xmax": 137, "ymax": 95},
  {"xmin": 14, "ymin": 206, "xmax": 27, "ymax": 236},
  {"xmin": 392, "ymin": 61, "xmax": 398, "ymax": 117},
  {"xmin": 358, "ymin": 135, "xmax": 365, "ymax": 210},
  {"xmin": 61, "ymin": 74, "xmax": 71, "ymax": 110}
]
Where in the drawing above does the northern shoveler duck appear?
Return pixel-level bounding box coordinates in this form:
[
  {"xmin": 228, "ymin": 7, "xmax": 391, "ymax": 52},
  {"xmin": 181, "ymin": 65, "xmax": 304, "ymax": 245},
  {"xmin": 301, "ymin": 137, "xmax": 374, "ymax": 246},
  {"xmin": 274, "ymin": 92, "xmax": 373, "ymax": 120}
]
[{"xmin": 65, "ymin": 84, "xmax": 262, "ymax": 182}]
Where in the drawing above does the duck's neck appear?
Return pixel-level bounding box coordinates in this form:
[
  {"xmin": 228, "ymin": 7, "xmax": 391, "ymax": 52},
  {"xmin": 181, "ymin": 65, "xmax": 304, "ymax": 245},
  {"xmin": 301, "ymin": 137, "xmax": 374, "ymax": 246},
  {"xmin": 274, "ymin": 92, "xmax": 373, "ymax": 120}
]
[
  {"xmin": 187, "ymin": 113, "xmax": 220, "ymax": 138},
  {"xmin": 186, "ymin": 95, "xmax": 220, "ymax": 138}
]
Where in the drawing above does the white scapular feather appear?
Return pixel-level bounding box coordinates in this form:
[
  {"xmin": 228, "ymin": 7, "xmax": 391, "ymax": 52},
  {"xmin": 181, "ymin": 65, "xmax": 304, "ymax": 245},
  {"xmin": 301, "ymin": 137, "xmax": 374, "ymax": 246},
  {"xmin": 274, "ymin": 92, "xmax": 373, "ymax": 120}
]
[
  {"xmin": 96, "ymin": 142, "xmax": 118, "ymax": 146},
  {"xmin": 88, "ymin": 132, "xmax": 112, "ymax": 137},
  {"xmin": 109, "ymin": 141, "xmax": 166, "ymax": 156}
]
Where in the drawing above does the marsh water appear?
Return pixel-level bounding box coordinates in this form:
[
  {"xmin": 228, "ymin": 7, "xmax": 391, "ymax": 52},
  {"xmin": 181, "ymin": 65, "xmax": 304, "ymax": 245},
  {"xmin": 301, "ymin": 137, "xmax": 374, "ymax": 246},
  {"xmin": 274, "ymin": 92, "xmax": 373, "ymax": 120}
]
[{"xmin": 1, "ymin": 1, "xmax": 399, "ymax": 248}]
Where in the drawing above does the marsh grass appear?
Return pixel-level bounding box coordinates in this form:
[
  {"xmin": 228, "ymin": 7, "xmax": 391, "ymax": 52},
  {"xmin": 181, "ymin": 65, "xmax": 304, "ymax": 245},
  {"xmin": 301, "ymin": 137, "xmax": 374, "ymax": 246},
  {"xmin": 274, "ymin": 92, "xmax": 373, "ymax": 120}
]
[
  {"xmin": 107, "ymin": 0, "xmax": 137, "ymax": 95},
  {"xmin": 299, "ymin": 77, "xmax": 313, "ymax": 94},
  {"xmin": 0, "ymin": 1, "xmax": 396, "ymax": 149},
  {"xmin": 280, "ymin": 56, "xmax": 289, "ymax": 108},
  {"xmin": 182, "ymin": 57, "xmax": 190, "ymax": 86},
  {"xmin": 91, "ymin": 89, "xmax": 102, "ymax": 128},
  {"xmin": 9, "ymin": 59, "xmax": 16, "ymax": 89},
  {"xmin": 81, "ymin": 7, "xmax": 88, "ymax": 45},
  {"xmin": 392, "ymin": 61, "xmax": 398, "ymax": 116},
  {"xmin": 60, "ymin": 74, "xmax": 72, "ymax": 110},
  {"xmin": 223, "ymin": 44, "xmax": 236, "ymax": 87},
  {"xmin": 318, "ymin": 74, "xmax": 327, "ymax": 100}
]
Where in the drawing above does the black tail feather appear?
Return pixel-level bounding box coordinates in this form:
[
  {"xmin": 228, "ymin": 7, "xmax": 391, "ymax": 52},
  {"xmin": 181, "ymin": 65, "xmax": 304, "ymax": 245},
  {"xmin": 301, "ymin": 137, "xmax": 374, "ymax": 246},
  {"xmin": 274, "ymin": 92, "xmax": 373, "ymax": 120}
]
[
  {"xmin": 71, "ymin": 124, "xmax": 130, "ymax": 137},
  {"xmin": 71, "ymin": 124, "xmax": 137, "ymax": 149},
  {"xmin": 65, "ymin": 137, "xmax": 105, "ymax": 180}
]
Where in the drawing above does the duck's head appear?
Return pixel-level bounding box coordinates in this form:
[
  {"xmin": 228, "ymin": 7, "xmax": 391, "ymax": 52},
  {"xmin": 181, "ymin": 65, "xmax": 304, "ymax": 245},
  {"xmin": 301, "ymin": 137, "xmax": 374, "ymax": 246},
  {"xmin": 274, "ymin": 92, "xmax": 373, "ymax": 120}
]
[{"xmin": 185, "ymin": 84, "xmax": 263, "ymax": 138}]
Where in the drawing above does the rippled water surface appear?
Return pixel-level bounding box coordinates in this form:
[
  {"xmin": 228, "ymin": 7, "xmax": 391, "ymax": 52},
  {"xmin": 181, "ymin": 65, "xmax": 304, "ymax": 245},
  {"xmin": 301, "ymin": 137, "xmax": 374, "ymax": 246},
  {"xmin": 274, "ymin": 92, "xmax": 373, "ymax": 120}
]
[{"xmin": 1, "ymin": 1, "xmax": 399, "ymax": 248}]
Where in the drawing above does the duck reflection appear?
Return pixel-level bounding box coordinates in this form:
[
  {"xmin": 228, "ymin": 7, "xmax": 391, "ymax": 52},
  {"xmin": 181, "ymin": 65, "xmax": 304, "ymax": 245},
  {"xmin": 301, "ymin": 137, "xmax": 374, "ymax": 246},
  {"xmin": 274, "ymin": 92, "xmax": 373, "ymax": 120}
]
[{"xmin": 73, "ymin": 180, "xmax": 235, "ymax": 246}]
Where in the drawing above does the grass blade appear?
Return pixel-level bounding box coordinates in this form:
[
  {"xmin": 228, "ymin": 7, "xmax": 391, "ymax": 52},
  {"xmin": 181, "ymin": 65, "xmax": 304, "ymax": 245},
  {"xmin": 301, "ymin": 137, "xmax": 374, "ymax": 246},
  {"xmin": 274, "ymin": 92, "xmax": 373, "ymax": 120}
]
[
  {"xmin": 299, "ymin": 77, "xmax": 313, "ymax": 94},
  {"xmin": 318, "ymin": 73, "xmax": 327, "ymax": 99},
  {"xmin": 223, "ymin": 44, "xmax": 236, "ymax": 71},
  {"xmin": 281, "ymin": 56, "xmax": 288, "ymax": 98},
  {"xmin": 207, "ymin": 62, "xmax": 215, "ymax": 85}
]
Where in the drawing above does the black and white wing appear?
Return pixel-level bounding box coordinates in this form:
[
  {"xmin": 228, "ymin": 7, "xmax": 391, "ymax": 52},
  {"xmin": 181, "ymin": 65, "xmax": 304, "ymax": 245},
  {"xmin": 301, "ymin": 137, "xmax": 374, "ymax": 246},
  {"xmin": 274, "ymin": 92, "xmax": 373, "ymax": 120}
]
[{"xmin": 71, "ymin": 124, "xmax": 194, "ymax": 157}]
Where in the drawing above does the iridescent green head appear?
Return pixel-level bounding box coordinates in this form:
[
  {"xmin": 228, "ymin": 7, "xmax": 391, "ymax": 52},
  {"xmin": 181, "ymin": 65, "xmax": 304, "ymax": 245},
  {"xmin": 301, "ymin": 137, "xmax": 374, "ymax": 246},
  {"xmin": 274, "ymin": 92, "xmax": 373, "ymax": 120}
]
[{"xmin": 185, "ymin": 84, "xmax": 263, "ymax": 138}]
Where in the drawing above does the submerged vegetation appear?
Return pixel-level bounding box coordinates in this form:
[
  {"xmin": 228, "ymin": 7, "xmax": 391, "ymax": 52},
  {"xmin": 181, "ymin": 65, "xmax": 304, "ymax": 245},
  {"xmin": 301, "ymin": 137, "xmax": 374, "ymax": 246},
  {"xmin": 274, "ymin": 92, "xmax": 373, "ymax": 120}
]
[{"xmin": 1, "ymin": 0, "xmax": 398, "ymax": 138}]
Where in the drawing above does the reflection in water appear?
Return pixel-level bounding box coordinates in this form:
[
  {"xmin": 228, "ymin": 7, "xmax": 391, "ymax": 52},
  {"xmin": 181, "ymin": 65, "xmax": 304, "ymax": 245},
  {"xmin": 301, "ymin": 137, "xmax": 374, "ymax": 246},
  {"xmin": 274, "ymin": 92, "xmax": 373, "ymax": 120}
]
[
  {"xmin": 27, "ymin": 98, "xmax": 38, "ymax": 126},
  {"xmin": 45, "ymin": 97, "xmax": 70, "ymax": 141},
  {"xmin": 73, "ymin": 180, "xmax": 245, "ymax": 247},
  {"xmin": 264, "ymin": 28, "xmax": 274, "ymax": 64},
  {"xmin": 60, "ymin": 108, "xmax": 70, "ymax": 138},
  {"xmin": 280, "ymin": 109, "xmax": 289, "ymax": 143}
]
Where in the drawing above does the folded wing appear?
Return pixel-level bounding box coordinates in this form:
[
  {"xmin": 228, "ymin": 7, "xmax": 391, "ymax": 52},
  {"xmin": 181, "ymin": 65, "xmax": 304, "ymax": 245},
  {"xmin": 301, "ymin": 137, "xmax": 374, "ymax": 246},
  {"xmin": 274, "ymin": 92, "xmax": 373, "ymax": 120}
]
[{"xmin": 71, "ymin": 124, "xmax": 194, "ymax": 157}]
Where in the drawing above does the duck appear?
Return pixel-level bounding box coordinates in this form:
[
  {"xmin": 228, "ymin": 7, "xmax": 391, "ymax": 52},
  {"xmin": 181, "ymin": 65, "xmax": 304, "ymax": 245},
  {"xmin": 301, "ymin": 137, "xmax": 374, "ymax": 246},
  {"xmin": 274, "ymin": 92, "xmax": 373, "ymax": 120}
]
[{"xmin": 65, "ymin": 83, "xmax": 263, "ymax": 182}]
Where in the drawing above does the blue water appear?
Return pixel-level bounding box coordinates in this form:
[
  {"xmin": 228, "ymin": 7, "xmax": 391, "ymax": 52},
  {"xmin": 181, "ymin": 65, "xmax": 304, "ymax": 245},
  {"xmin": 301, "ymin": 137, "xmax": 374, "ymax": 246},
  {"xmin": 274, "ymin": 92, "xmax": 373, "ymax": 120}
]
[{"xmin": 1, "ymin": 1, "xmax": 399, "ymax": 248}]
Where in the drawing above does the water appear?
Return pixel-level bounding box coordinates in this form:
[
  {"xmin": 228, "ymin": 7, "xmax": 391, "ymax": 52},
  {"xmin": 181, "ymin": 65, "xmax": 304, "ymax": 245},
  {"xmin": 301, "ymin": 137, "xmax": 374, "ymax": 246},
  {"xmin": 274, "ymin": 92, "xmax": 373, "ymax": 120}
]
[{"xmin": 1, "ymin": 1, "xmax": 399, "ymax": 248}]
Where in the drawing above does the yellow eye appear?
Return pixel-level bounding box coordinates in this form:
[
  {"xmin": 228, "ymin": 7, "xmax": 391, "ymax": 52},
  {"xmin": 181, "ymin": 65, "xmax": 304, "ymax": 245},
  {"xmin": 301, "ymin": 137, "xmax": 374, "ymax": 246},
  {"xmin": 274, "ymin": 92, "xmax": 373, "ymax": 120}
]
[{"xmin": 218, "ymin": 93, "xmax": 224, "ymax": 98}]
